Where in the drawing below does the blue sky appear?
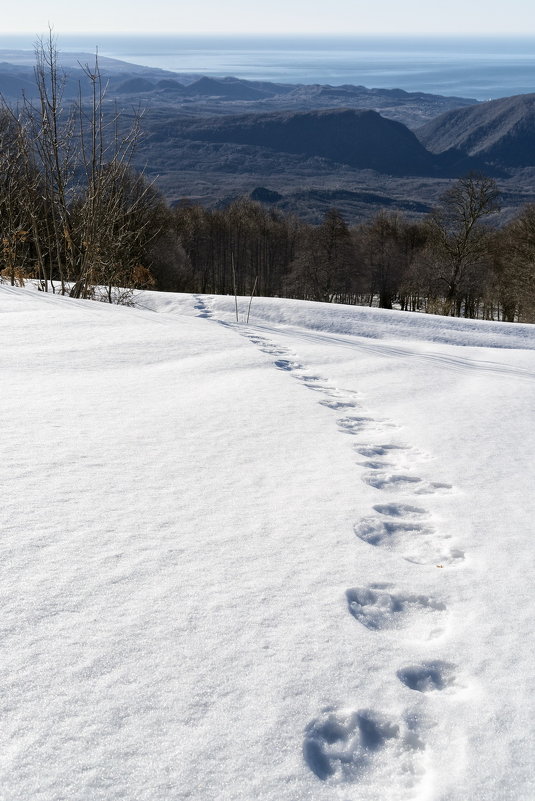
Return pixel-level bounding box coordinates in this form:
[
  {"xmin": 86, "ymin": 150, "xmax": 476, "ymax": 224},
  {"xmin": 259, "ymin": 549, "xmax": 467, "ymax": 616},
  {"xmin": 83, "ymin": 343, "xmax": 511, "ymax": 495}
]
[{"xmin": 3, "ymin": 0, "xmax": 535, "ymax": 35}]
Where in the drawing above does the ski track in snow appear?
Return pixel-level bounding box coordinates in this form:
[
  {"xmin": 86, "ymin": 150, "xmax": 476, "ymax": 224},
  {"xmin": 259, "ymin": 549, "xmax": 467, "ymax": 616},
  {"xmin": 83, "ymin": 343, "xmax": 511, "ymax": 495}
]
[{"xmin": 194, "ymin": 295, "xmax": 469, "ymax": 795}]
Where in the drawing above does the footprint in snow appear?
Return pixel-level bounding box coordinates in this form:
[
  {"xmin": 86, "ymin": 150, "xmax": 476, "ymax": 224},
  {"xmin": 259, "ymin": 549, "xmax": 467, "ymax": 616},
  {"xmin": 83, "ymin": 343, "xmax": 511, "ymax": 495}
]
[
  {"xmin": 293, "ymin": 373, "xmax": 327, "ymax": 384},
  {"xmin": 414, "ymin": 481, "xmax": 453, "ymax": 495},
  {"xmin": 359, "ymin": 460, "xmax": 395, "ymax": 470},
  {"xmin": 355, "ymin": 444, "xmax": 410, "ymax": 458},
  {"xmin": 345, "ymin": 583, "xmax": 447, "ymax": 638},
  {"xmin": 373, "ymin": 503, "xmax": 428, "ymax": 519},
  {"xmin": 260, "ymin": 345, "xmax": 289, "ymax": 355},
  {"xmin": 193, "ymin": 302, "xmax": 213, "ymax": 318},
  {"xmin": 354, "ymin": 517, "xmax": 433, "ymax": 547},
  {"xmin": 354, "ymin": 516, "xmax": 461, "ymax": 567},
  {"xmin": 292, "ymin": 374, "xmax": 332, "ymax": 392},
  {"xmin": 274, "ymin": 358, "xmax": 302, "ymax": 371},
  {"xmin": 337, "ymin": 416, "xmax": 375, "ymax": 434},
  {"xmin": 303, "ymin": 706, "xmax": 425, "ymax": 790},
  {"xmin": 243, "ymin": 335, "xmax": 269, "ymax": 344},
  {"xmin": 338, "ymin": 416, "xmax": 397, "ymax": 436},
  {"xmin": 319, "ymin": 398, "xmax": 359, "ymax": 410},
  {"xmin": 193, "ymin": 295, "xmax": 214, "ymax": 316},
  {"xmin": 397, "ymin": 661, "xmax": 458, "ymax": 694},
  {"xmin": 405, "ymin": 546, "xmax": 466, "ymax": 568},
  {"xmin": 364, "ymin": 473, "xmax": 424, "ymax": 491}
]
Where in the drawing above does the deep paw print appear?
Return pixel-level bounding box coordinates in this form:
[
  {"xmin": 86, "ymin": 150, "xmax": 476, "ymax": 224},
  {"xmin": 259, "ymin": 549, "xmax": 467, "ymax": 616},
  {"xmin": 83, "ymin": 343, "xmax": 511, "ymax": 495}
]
[
  {"xmin": 292, "ymin": 374, "xmax": 330, "ymax": 392},
  {"xmin": 397, "ymin": 661, "xmax": 459, "ymax": 694},
  {"xmin": 274, "ymin": 358, "xmax": 302, "ymax": 371},
  {"xmin": 373, "ymin": 503, "xmax": 428, "ymax": 519},
  {"xmin": 319, "ymin": 397, "xmax": 359, "ymax": 410},
  {"xmin": 345, "ymin": 583, "xmax": 447, "ymax": 638},
  {"xmin": 355, "ymin": 444, "xmax": 409, "ymax": 457},
  {"xmin": 354, "ymin": 517, "xmax": 433, "ymax": 547},
  {"xmin": 303, "ymin": 706, "xmax": 426, "ymax": 794},
  {"xmin": 337, "ymin": 415, "xmax": 375, "ymax": 434},
  {"xmin": 364, "ymin": 473, "xmax": 423, "ymax": 491},
  {"xmin": 303, "ymin": 707, "xmax": 400, "ymax": 781}
]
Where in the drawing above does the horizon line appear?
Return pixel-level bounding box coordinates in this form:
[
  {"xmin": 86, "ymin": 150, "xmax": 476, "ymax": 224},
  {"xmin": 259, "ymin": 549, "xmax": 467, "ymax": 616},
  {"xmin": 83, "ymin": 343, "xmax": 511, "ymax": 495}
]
[{"xmin": 4, "ymin": 30, "xmax": 535, "ymax": 38}]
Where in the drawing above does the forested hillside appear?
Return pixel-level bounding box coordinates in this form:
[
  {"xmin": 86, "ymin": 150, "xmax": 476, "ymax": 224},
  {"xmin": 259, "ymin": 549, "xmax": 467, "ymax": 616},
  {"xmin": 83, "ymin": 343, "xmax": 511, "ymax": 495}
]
[{"xmin": 0, "ymin": 39, "xmax": 533, "ymax": 322}]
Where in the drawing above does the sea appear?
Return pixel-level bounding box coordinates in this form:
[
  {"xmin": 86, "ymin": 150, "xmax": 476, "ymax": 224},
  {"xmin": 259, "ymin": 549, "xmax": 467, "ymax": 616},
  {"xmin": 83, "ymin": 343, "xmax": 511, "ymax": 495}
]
[{"xmin": 3, "ymin": 34, "xmax": 535, "ymax": 100}]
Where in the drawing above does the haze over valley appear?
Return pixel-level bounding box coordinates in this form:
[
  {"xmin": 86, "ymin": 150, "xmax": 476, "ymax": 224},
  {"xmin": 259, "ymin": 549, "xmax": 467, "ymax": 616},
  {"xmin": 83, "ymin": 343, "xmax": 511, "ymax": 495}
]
[{"xmin": 3, "ymin": 49, "xmax": 535, "ymax": 222}]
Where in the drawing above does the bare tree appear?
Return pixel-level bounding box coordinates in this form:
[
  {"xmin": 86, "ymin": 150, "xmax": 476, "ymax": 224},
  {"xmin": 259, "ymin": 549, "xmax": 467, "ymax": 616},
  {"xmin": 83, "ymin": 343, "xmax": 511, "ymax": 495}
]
[
  {"xmin": 426, "ymin": 173, "xmax": 500, "ymax": 316},
  {"xmin": 497, "ymin": 206, "xmax": 535, "ymax": 322},
  {"xmin": 287, "ymin": 209, "xmax": 358, "ymax": 302},
  {"xmin": 7, "ymin": 31, "xmax": 155, "ymax": 301}
]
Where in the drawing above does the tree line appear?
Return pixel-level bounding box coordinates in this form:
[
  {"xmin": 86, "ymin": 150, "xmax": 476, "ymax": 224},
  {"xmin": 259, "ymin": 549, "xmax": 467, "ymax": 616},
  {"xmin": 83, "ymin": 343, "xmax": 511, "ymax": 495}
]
[
  {"xmin": 174, "ymin": 176, "xmax": 534, "ymax": 323},
  {"xmin": 1, "ymin": 38, "xmax": 533, "ymax": 322}
]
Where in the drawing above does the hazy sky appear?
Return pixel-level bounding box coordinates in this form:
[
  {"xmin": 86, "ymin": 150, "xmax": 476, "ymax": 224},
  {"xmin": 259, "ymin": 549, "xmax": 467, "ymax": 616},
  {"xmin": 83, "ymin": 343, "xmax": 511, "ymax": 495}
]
[{"xmin": 3, "ymin": 0, "xmax": 535, "ymax": 36}]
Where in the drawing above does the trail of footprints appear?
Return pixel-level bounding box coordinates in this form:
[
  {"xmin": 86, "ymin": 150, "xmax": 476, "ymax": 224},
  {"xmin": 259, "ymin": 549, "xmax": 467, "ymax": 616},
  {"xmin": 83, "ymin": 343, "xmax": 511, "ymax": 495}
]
[{"xmin": 197, "ymin": 303, "xmax": 466, "ymax": 792}]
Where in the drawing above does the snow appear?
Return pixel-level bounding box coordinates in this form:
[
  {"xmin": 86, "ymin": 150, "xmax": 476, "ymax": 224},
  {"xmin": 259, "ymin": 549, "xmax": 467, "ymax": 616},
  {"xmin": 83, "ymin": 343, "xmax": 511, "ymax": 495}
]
[{"xmin": 1, "ymin": 284, "xmax": 534, "ymax": 801}]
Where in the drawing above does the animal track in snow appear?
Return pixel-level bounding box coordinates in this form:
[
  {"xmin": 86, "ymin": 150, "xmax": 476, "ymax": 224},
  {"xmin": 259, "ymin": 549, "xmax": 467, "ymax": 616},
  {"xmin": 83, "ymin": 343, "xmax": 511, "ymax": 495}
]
[
  {"xmin": 373, "ymin": 503, "xmax": 428, "ymax": 520},
  {"xmin": 414, "ymin": 481, "xmax": 453, "ymax": 495},
  {"xmin": 354, "ymin": 517, "xmax": 434, "ymax": 550},
  {"xmin": 274, "ymin": 358, "xmax": 302, "ymax": 371},
  {"xmin": 337, "ymin": 416, "xmax": 375, "ymax": 434},
  {"xmin": 364, "ymin": 472, "xmax": 452, "ymax": 496},
  {"xmin": 244, "ymin": 335, "xmax": 270, "ymax": 344},
  {"xmin": 260, "ymin": 345, "xmax": 288, "ymax": 355},
  {"xmin": 303, "ymin": 706, "xmax": 426, "ymax": 791},
  {"xmin": 346, "ymin": 584, "xmax": 447, "ymax": 637},
  {"xmin": 319, "ymin": 398, "xmax": 359, "ymax": 410},
  {"xmin": 354, "ymin": 517, "xmax": 462, "ymax": 567},
  {"xmin": 292, "ymin": 374, "xmax": 329, "ymax": 389},
  {"xmin": 358, "ymin": 460, "xmax": 395, "ymax": 470},
  {"xmin": 338, "ymin": 415, "xmax": 397, "ymax": 436},
  {"xmin": 355, "ymin": 444, "xmax": 409, "ymax": 458},
  {"xmin": 364, "ymin": 473, "xmax": 424, "ymax": 491},
  {"xmin": 303, "ymin": 707, "xmax": 399, "ymax": 781},
  {"xmin": 193, "ymin": 296, "xmax": 213, "ymax": 318},
  {"xmin": 405, "ymin": 546, "xmax": 466, "ymax": 568},
  {"xmin": 396, "ymin": 661, "xmax": 458, "ymax": 694}
]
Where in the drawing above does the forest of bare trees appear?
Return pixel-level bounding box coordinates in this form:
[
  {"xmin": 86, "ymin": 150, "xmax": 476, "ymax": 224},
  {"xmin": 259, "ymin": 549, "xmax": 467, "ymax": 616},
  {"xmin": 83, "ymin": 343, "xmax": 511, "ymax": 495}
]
[
  {"xmin": 0, "ymin": 38, "xmax": 533, "ymax": 322},
  {"xmin": 172, "ymin": 179, "xmax": 535, "ymax": 322}
]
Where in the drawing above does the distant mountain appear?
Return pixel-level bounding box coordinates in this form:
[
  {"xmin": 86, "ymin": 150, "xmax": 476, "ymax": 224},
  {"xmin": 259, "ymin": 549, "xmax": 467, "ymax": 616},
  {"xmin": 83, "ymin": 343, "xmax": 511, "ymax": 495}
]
[
  {"xmin": 117, "ymin": 77, "xmax": 158, "ymax": 94},
  {"xmin": 0, "ymin": 70, "xmax": 36, "ymax": 97},
  {"xmin": 148, "ymin": 108, "xmax": 444, "ymax": 176},
  {"xmin": 0, "ymin": 51, "xmax": 477, "ymax": 129},
  {"xmin": 181, "ymin": 76, "xmax": 273, "ymax": 100},
  {"xmin": 417, "ymin": 93, "xmax": 535, "ymax": 167}
]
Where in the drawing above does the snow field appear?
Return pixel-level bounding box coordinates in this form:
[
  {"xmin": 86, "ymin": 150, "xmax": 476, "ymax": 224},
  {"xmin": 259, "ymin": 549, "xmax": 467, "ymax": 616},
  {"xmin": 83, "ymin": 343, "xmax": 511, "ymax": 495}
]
[{"xmin": 1, "ymin": 285, "xmax": 534, "ymax": 800}]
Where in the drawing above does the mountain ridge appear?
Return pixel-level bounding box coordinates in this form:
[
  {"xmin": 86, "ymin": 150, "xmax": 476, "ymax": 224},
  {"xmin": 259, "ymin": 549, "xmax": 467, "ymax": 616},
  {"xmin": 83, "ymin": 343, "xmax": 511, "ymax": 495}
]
[{"xmin": 416, "ymin": 93, "xmax": 535, "ymax": 167}]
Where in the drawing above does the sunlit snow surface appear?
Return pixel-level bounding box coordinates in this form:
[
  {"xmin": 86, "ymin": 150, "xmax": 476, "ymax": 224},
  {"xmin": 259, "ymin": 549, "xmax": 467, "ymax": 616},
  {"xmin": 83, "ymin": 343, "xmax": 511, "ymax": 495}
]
[{"xmin": 2, "ymin": 285, "xmax": 534, "ymax": 801}]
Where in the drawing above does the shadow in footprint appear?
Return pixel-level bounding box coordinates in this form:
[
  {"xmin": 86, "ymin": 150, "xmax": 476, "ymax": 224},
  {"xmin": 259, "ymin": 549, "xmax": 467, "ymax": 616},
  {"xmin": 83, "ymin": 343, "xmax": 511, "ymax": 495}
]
[
  {"xmin": 346, "ymin": 584, "xmax": 447, "ymax": 633},
  {"xmin": 406, "ymin": 546, "xmax": 466, "ymax": 568},
  {"xmin": 303, "ymin": 707, "xmax": 399, "ymax": 781},
  {"xmin": 358, "ymin": 460, "xmax": 394, "ymax": 470},
  {"xmin": 415, "ymin": 482, "xmax": 453, "ymax": 495},
  {"xmin": 260, "ymin": 346, "xmax": 287, "ymax": 355},
  {"xmin": 337, "ymin": 416, "xmax": 374, "ymax": 434},
  {"xmin": 274, "ymin": 359, "xmax": 301, "ymax": 371},
  {"xmin": 355, "ymin": 444, "xmax": 408, "ymax": 457},
  {"xmin": 364, "ymin": 473, "xmax": 422, "ymax": 491},
  {"xmin": 373, "ymin": 503, "xmax": 427, "ymax": 519},
  {"xmin": 354, "ymin": 517, "xmax": 431, "ymax": 547},
  {"xmin": 244, "ymin": 336, "xmax": 269, "ymax": 344},
  {"xmin": 397, "ymin": 661, "xmax": 457, "ymax": 693},
  {"xmin": 293, "ymin": 377, "xmax": 332, "ymax": 393},
  {"xmin": 319, "ymin": 399, "xmax": 358, "ymax": 410},
  {"xmin": 293, "ymin": 374, "xmax": 328, "ymax": 385}
]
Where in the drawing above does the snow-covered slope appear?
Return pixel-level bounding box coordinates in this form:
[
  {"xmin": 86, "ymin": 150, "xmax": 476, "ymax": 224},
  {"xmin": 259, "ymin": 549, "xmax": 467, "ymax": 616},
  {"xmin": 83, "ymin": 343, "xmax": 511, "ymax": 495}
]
[{"xmin": 2, "ymin": 285, "xmax": 534, "ymax": 801}]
